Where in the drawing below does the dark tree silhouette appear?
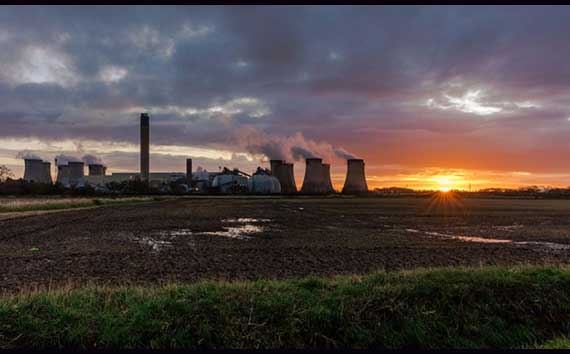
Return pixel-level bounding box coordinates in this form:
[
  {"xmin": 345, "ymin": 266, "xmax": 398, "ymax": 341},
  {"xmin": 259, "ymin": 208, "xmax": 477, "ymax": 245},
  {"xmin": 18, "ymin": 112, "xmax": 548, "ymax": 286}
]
[{"xmin": 0, "ymin": 165, "xmax": 14, "ymax": 182}]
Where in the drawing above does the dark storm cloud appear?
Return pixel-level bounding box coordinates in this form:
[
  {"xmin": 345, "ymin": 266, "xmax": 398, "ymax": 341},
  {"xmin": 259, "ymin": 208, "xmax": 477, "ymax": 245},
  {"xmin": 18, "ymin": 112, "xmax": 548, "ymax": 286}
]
[{"xmin": 2, "ymin": 5, "xmax": 570, "ymax": 175}]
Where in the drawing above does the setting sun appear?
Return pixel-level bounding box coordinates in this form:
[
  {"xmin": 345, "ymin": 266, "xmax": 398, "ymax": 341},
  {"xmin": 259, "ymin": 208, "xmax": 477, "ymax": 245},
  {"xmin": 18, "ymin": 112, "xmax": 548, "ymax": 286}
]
[{"xmin": 432, "ymin": 175, "xmax": 460, "ymax": 192}]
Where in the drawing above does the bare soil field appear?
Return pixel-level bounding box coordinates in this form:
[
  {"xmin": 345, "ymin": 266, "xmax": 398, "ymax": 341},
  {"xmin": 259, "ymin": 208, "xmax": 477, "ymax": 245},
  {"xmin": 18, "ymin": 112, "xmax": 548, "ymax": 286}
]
[{"xmin": 2, "ymin": 195, "xmax": 570, "ymax": 293}]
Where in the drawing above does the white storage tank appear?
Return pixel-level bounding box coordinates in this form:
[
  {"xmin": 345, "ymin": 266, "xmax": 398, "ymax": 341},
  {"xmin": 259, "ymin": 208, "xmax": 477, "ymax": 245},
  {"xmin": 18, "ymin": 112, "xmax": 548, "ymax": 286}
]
[
  {"xmin": 212, "ymin": 174, "xmax": 249, "ymax": 193},
  {"xmin": 247, "ymin": 168, "xmax": 281, "ymax": 194}
]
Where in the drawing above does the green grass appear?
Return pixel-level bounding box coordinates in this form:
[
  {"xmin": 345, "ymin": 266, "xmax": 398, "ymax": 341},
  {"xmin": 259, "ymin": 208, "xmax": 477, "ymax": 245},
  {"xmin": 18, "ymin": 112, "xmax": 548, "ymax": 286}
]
[
  {"xmin": 0, "ymin": 196, "xmax": 162, "ymax": 213},
  {"xmin": 537, "ymin": 336, "xmax": 570, "ymax": 349},
  {"xmin": 1, "ymin": 266, "xmax": 569, "ymax": 349}
]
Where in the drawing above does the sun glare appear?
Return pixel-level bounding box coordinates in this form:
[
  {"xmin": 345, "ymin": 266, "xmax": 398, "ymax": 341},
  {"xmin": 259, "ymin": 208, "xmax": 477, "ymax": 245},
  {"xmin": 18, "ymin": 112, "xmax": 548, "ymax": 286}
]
[{"xmin": 433, "ymin": 175, "xmax": 456, "ymax": 192}]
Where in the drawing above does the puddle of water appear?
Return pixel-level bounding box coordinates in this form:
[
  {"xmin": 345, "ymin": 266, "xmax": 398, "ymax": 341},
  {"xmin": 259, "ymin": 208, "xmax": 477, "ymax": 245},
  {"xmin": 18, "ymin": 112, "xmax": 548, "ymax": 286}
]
[
  {"xmin": 132, "ymin": 236, "xmax": 173, "ymax": 251},
  {"xmin": 515, "ymin": 241, "xmax": 570, "ymax": 250},
  {"xmin": 405, "ymin": 228, "xmax": 570, "ymax": 251},
  {"xmin": 200, "ymin": 224, "xmax": 266, "ymax": 240},
  {"xmin": 198, "ymin": 218, "xmax": 272, "ymax": 239},
  {"xmin": 423, "ymin": 230, "xmax": 512, "ymax": 244},
  {"xmin": 124, "ymin": 228, "xmax": 195, "ymax": 252},
  {"xmin": 445, "ymin": 235, "xmax": 512, "ymax": 244},
  {"xmin": 494, "ymin": 224, "xmax": 524, "ymax": 232},
  {"xmin": 157, "ymin": 228, "xmax": 193, "ymax": 237},
  {"xmin": 222, "ymin": 218, "xmax": 271, "ymax": 223}
]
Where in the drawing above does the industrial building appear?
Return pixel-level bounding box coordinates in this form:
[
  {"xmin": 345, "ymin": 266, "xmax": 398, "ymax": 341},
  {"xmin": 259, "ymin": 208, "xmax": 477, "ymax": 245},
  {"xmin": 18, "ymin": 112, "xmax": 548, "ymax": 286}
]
[
  {"xmin": 270, "ymin": 160, "xmax": 297, "ymax": 194},
  {"xmin": 19, "ymin": 112, "xmax": 369, "ymax": 194},
  {"xmin": 23, "ymin": 158, "xmax": 52, "ymax": 184},
  {"xmin": 301, "ymin": 158, "xmax": 332, "ymax": 194},
  {"xmin": 88, "ymin": 164, "xmax": 106, "ymax": 176},
  {"xmin": 342, "ymin": 159, "xmax": 369, "ymax": 193}
]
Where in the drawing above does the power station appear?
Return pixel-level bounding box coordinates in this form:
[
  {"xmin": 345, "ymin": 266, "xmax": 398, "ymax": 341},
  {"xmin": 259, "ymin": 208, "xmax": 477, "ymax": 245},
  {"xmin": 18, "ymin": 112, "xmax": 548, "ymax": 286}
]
[
  {"xmin": 21, "ymin": 113, "xmax": 369, "ymax": 194},
  {"xmin": 342, "ymin": 159, "xmax": 368, "ymax": 194}
]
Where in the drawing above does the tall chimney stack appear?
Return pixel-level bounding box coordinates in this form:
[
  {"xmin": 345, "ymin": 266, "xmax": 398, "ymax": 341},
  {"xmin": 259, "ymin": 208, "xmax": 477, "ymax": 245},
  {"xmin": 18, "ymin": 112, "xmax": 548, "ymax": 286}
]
[
  {"xmin": 186, "ymin": 158, "xmax": 193, "ymax": 184},
  {"xmin": 140, "ymin": 113, "xmax": 150, "ymax": 181},
  {"xmin": 342, "ymin": 159, "xmax": 368, "ymax": 194}
]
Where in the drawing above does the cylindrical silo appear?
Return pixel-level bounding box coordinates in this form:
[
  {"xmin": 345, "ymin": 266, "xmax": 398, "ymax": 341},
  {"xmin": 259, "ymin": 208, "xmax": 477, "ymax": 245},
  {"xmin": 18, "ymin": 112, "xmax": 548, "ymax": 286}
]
[{"xmin": 342, "ymin": 159, "xmax": 368, "ymax": 194}]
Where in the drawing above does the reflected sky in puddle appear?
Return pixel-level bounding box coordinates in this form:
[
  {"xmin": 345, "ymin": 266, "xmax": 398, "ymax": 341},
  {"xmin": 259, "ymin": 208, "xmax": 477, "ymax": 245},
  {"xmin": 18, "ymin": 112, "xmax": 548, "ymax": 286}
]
[
  {"xmin": 126, "ymin": 218, "xmax": 272, "ymax": 251},
  {"xmin": 200, "ymin": 224, "xmax": 266, "ymax": 240},
  {"xmin": 125, "ymin": 228, "xmax": 193, "ymax": 252},
  {"xmin": 200, "ymin": 218, "xmax": 270, "ymax": 239},
  {"xmin": 405, "ymin": 228, "xmax": 570, "ymax": 251},
  {"xmin": 494, "ymin": 224, "xmax": 524, "ymax": 232},
  {"xmin": 157, "ymin": 228, "xmax": 193, "ymax": 236},
  {"xmin": 132, "ymin": 236, "xmax": 173, "ymax": 251},
  {"xmin": 222, "ymin": 218, "xmax": 271, "ymax": 223}
]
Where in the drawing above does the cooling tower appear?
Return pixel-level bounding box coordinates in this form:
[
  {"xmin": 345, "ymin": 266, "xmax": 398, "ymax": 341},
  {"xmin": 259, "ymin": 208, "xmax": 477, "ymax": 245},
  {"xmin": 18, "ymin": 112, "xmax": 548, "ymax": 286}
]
[
  {"xmin": 280, "ymin": 163, "xmax": 297, "ymax": 194},
  {"xmin": 269, "ymin": 159, "xmax": 291, "ymax": 193},
  {"xmin": 270, "ymin": 160, "xmax": 283, "ymax": 176},
  {"xmin": 342, "ymin": 159, "xmax": 368, "ymax": 194},
  {"xmin": 23, "ymin": 159, "xmax": 46, "ymax": 183},
  {"xmin": 56, "ymin": 165, "xmax": 70, "ymax": 185},
  {"xmin": 140, "ymin": 113, "xmax": 150, "ymax": 181},
  {"xmin": 88, "ymin": 164, "xmax": 106, "ymax": 176},
  {"xmin": 42, "ymin": 162, "xmax": 52, "ymax": 184},
  {"xmin": 300, "ymin": 158, "xmax": 327, "ymax": 194},
  {"xmin": 68, "ymin": 161, "xmax": 85, "ymax": 186},
  {"xmin": 322, "ymin": 163, "xmax": 335, "ymax": 193}
]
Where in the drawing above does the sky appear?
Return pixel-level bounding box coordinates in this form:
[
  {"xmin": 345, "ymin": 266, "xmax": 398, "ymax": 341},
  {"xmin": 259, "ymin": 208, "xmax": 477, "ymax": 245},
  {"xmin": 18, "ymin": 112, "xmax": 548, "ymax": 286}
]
[{"xmin": 2, "ymin": 5, "xmax": 570, "ymax": 191}]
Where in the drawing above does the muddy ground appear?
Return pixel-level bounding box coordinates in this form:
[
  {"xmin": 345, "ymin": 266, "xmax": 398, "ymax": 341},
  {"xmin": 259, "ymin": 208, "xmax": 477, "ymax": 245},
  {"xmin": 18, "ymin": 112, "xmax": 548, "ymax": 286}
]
[{"xmin": 2, "ymin": 195, "xmax": 570, "ymax": 293}]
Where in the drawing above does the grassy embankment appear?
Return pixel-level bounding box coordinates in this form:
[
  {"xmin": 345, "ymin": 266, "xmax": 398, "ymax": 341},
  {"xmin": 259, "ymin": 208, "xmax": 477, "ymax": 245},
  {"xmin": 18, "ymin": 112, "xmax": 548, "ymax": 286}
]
[
  {"xmin": 1, "ymin": 266, "xmax": 569, "ymax": 349},
  {"xmin": 0, "ymin": 196, "xmax": 164, "ymax": 213}
]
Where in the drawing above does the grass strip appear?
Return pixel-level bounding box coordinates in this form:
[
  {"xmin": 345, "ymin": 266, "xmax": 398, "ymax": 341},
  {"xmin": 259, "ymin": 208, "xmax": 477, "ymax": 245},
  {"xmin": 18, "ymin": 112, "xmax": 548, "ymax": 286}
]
[{"xmin": 1, "ymin": 266, "xmax": 569, "ymax": 349}]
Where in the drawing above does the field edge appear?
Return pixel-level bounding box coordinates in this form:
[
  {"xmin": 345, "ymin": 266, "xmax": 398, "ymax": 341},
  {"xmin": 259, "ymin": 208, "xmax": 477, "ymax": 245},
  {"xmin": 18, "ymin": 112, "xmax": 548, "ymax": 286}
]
[{"xmin": 1, "ymin": 265, "xmax": 569, "ymax": 349}]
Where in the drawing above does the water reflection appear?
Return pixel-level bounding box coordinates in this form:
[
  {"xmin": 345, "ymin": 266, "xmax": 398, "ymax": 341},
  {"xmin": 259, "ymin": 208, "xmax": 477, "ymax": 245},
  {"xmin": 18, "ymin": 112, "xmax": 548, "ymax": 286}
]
[
  {"xmin": 405, "ymin": 228, "xmax": 570, "ymax": 250},
  {"xmin": 222, "ymin": 218, "xmax": 271, "ymax": 223},
  {"xmin": 133, "ymin": 236, "xmax": 173, "ymax": 251},
  {"xmin": 200, "ymin": 224, "xmax": 266, "ymax": 239}
]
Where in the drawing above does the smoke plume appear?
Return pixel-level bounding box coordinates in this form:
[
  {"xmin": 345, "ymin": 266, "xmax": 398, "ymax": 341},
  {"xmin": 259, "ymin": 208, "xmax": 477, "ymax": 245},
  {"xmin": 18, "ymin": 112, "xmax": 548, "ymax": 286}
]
[
  {"xmin": 82, "ymin": 154, "xmax": 105, "ymax": 166},
  {"xmin": 17, "ymin": 152, "xmax": 44, "ymax": 161},
  {"xmin": 237, "ymin": 126, "xmax": 357, "ymax": 163},
  {"xmin": 291, "ymin": 146, "xmax": 315, "ymax": 160},
  {"xmin": 54, "ymin": 154, "xmax": 81, "ymax": 165},
  {"xmin": 334, "ymin": 148, "xmax": 357, "ymax": 160}
]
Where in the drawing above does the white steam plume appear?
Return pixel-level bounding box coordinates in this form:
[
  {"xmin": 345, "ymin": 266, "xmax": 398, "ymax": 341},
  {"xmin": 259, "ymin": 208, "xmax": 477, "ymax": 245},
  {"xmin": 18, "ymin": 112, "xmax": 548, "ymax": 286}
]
[
  {"xmin": 237, "ymin": 126, "xmax": 358, "ymax": 163},
  {"xmin": 82, "ymin": 154, "xmax": 105, "ymax": 166},
  {"xmin": 17, "ymin": 152, "xmax": 44, "ymax": 161},
  {"xmin": 54, "ymin": 154, "xmax": 81, "ymax": 165}
]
